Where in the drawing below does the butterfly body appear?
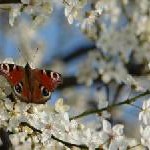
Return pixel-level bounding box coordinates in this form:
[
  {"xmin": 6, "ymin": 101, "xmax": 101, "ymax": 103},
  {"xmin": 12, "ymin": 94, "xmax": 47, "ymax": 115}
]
[{"xmin": 0, "ymin": 63, "xmax": 62, "ymax": 104}]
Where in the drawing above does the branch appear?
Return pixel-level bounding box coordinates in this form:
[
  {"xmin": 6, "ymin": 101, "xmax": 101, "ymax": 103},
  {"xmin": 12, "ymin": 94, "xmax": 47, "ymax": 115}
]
[
  {"xmin": 0, "ymin": 0, "xmax": 21, "ymax": 4},
  {"xmin": 58, "ymin": 76, "xmax": 78, "ymax": 89},
  {"xmin": 0, "ymin": 128, "xmax": 12, "ymax": 150},
  {"xmin": 58, "ymin": 75, "xmax": 103, "ymax": 89},
  {"xmin": 51, "ymin": 135, "xmax": 88, "ymax": 149},
  {"xmin": 43, "ymin": 44, "xmax": 96, "ymax": 69},
  {"xmin": 70, "ymin": 90, "xmax": 150, "ymax": 120},
  {"xmin": 20, "ymin": 122, "xmax": 88, "ymax": 149},
  {"xmin": 62, "ymin": 44, "xmax": 96, "ymax": 63}
]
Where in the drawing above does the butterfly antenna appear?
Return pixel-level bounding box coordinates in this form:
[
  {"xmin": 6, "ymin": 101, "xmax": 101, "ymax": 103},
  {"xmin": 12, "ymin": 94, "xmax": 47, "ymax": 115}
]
[
  {"xmin": 17, "ymin": 48, "xmax": 28, "ymax": 64},
  {"xmin": 33, "ymin": 48, "xmax": 39, "ymax": 61}
]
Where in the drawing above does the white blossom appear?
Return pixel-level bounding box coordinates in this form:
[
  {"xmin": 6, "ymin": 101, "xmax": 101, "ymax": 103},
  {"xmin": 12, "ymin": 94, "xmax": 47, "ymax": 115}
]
[
  {"xmin": 55, "ymin": 98, "xmax": 70, "ymax": 113},
  {"xmin": 139, "ymin": 98, "xmax": 150, "ymax": 125},
  {"xmin": 139, "ymin": 98, "xmax": 150, "ymax": 148},
  {"xmin": 9, "ymin": 4, "xmax": 21, "ymax": 26},
  {"xmin": 8, "ymin": 0, "xmax": 53, "ymax": 27},
  {"xmin": 102, "ymin": 120, "xmax": 129, "ymax": 149},
  {"xmin": 140, "ymin": 125, "xmax": 150, "ymax": 149},
  {"xmin": 64, "ymin": 0, "xmax": 86, "ymax": 24}
]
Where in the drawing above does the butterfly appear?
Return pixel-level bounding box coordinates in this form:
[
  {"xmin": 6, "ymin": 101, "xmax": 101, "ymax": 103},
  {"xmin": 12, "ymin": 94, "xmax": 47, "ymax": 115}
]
[{"xmin": 0, "ymin": 63, "xmax": 62, "ymax": 104}]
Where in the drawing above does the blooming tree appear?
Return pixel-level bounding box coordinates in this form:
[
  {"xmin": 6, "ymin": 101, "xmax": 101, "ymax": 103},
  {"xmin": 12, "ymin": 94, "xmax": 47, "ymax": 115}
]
[{"xmin": 0, "ymin": 0, "xmax": 150, "ymax": 149}]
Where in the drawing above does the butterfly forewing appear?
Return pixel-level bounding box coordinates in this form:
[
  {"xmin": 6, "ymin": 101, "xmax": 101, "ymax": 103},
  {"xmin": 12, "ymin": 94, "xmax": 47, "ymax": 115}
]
[
  {"xmin": 25, "ymin": 69, "xmax": 62, "ymax": 104},
  {"xmin": 33, "ymin": 69, "xmax": 62, "ymax": 90},
  {"xmin": 0, "ymin": 63, "xmax": 24, "ymax": 85},
  {"xmin": 0, "ymin": 63, "xmax": 30, "ymax": 103}
]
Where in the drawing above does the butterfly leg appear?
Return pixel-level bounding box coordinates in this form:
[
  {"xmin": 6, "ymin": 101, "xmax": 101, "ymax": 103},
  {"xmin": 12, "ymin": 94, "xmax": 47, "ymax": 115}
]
[
  {"xmin": 6, "ymin": 93, "xmax": 16, "ymax": 103},
  {"xmin": 6, "ymin": 93, "xmax": 19, "ymax": 111}
]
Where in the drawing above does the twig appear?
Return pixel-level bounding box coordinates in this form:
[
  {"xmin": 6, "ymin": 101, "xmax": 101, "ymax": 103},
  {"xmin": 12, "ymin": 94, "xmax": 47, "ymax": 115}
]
[
  {"xmin": 51, "ymin": 135, "xmax": 88, "ymax": 149},
  {"xmin": 128, "ymin": 103, "xmax": 142, "ymax": 111},
  {"xmin": 70, "ymin": 90, "xmax": 150, "ymax": 120},
  {"xmin": 128, "ymin": 144, "xmax": 141, "ymax": 149},
  {"xmin": 20, "ymin": 122, "xmax": 88, "ymax": 149}
]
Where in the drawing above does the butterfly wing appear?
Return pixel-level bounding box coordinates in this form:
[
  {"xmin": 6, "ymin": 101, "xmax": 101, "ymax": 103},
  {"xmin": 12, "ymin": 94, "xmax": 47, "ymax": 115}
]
[
  {"xmin": 0, "ymin": 63, "xmax": 32, "ymax": 103},
  {"xmin": 31, "ymin": 69, "xmax": 62, "ymax": 104},
  {"xmin": 0, "ymin": 63, "xmax": 62, "ymax": 104},
  {"xmin": 0, "ymin": 63, "xmax": 24, "ymax": 86}
]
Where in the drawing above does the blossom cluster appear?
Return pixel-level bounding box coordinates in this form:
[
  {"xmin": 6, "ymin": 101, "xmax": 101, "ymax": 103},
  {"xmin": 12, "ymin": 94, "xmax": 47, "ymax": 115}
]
[
  {"xmin": 76, "ymin": 0, "xmax": 150, "ymax": 92},
  {"xmin": 0, "ymin": 91, "xmax": 138, "ymax": 149},
  {"xmin": 7, "ymin": 0, "xmax": 105, "ymax": 29},
  {"xmin": 9, "ymin": 0, "xmax": 53, "ymax": 27},
  {"xmin": 63, "ymin": 0, "xmax": 105, "ymax": 39},
  {"xmin": 77, "ymin": 49, "xmax": 142, "ymax": 91}
]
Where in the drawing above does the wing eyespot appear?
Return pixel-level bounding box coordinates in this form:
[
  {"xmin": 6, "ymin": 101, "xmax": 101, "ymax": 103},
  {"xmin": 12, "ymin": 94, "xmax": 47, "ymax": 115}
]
[
  {"xmin": 41, "ymin": 86, "xmax": 51, "ymax": 98},
  {"xmin": 14, "ymin": 82, "xmax": 23, "ymax": 95},
  {"xmin": 51, "ymin": 72, "xmax": 59, "ymax": 80}
]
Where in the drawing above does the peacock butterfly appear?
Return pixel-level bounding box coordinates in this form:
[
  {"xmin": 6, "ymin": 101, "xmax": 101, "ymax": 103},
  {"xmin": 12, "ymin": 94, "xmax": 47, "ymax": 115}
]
[{"xmin": 0, "ymin": 63, "xmax": 62, "ymax": 104}]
